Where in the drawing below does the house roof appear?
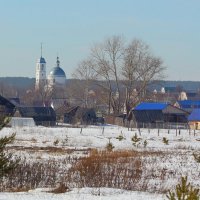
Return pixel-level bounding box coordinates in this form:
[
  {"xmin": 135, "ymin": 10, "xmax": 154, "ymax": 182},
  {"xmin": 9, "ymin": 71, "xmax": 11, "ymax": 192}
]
[
  {"xmin": 177, "ymin": 100, "xmax": 200, "ymax": 109},
  {"xmin": 134, "ymin": 102, "xmax": 168, "ymax": 111},
  {"xmin": 17, "ymin": 107, "xmax": 56, "ymax": 121},
  {"xmin": 0, "ymin": 95, "xmax": 16, "ymax": 115},
  {"xmin": 0, "ymin": 95, "xmax": 15, "ymax": 109},
  {"xmin": 188, "ymin": 109, "xmax": 200, "ymax": 121},
  {"xmin": 8, "ymin": 97, "xmax": 20, "ymax": 106}
]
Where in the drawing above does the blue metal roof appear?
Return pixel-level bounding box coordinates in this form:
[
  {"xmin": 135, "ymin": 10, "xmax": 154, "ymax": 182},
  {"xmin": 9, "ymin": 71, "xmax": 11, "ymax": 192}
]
[
  {"xmin": 134, "ymin": 102, "xmax": 168, "ymax": 110},
  {"xmin": 178, "ymin": 100, "xmax": 200, "ymax": 109},
  {"xmin": 37, "ymin": 57, "xmax": 46, "ymax": 63},
  {"xmin": 188, "ymin": 109, "xmax": 200, "ymax": 121},
  {"xmin": 49, "ymin": 67, "xmax": 66, "ymax": 77}
]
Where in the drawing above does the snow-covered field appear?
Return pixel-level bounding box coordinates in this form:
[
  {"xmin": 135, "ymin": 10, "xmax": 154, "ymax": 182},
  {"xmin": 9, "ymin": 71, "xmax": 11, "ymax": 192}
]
[
  {"xmin": 0, "ymin": 187, "xmax": 165, "ymax": 200},
  {"xmin": 0, "ymin": 125, "xmax": 200, "ymax": 199}
]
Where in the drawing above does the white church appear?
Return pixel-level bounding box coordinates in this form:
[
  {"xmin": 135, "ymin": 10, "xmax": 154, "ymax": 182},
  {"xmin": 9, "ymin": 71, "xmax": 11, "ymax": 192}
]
[{"xmin": 35, "ymin": 48, "xmax": 66, "ymax": 90}]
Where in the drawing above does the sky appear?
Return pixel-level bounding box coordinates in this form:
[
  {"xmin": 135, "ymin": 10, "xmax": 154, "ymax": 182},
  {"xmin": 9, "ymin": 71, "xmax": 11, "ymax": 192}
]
[{"xmin": 0, "ymin": 0, "xmax": 199, "ymax": 81}]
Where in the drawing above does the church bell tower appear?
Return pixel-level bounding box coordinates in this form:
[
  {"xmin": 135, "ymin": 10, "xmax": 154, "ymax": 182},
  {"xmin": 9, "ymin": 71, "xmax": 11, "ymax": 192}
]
[{"xmin": 35, "ymin": 44, "xmax": 47, "ymax": 90}]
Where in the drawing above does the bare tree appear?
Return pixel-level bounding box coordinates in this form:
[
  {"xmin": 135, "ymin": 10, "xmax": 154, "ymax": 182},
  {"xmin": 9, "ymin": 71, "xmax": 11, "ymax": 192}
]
[
  {"xmin": 34, "ymin": 85, "xmax": 54, "ymax": 106},
  {"xmin": 72, "ymin": 59, "xmax": 97, "ymax": 108},
  {"xmin": 123, "ymin": 39, "xmax": 165, "ymax": 114},
  {"xmin": 72, "ymin": 36, "xmax": 165, "ymax": 115},
  {"xmin": 90, "ymin": 36, "xmax": 124, "ymax": 114}
]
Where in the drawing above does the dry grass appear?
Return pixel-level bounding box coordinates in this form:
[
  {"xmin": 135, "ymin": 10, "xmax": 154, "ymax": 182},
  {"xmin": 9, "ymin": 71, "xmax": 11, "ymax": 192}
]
[
  {"xmin": 31, "ymin": 137, "xmax": 37, "ymax": 143},
  {"xmin": 68, "ymin": 150, "xmax": 144, "ymax": 189},
  {"xmin": 6, "ymin": 146, "xmax": 81, "ymax": 154},
  {"xmin": 7, "ymin": 186, "xmax": 30, "ymax": 192},
  {"xmin": 49, "ymin": 183, "xmax": 70, "ymax": 194},
  {"xmin": 1, "ymin": 148, "xmax": 196, "ymax": 194}
]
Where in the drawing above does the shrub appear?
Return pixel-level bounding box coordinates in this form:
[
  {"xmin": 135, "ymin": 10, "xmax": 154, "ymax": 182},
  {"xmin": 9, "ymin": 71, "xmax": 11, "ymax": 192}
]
[
  {"xmin": 53, "ymin": 139, "xmax": 59, "ymax": 146},
  {"xmin": 163, "ymin": 137, "xmax": 169, "ymax": 145},
  {"xmin": 143, "ymin": 140, "xmax": 148, "ymax": 148},
  {"xmin": 49, "ymin": 183, "xmax": 69, "ymax": 193},
  {"xmin": 70, "ymin": 150, "xmax": 143, "ymax": 190},
  {"xmin": 166, "ymin": 176, "xmax": 199, "ymax": 200},
  {"xmin": 132, "ymin": 133, "xmax": 141, "ymax": 147},
  {"xmin": 116, "ymin": 135, "xmax": 124, "ymax": 141},
  {"xmin": 106, "ymin": 142, "xmax": 114, "ymax": 152},
  {"xmin": 193, "ymin": 152, "xmax": 200, "ymax": 163}
]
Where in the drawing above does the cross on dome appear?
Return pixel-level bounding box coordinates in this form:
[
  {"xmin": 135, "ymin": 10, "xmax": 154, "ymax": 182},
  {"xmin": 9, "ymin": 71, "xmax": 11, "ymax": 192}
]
[{"xmin": 56, "ymin": 56, "xmax": 60, "ymax": 67}]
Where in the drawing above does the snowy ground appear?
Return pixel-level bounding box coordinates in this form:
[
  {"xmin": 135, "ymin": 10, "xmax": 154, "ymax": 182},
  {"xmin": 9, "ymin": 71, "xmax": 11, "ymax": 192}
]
[
  {"xmin": 0, "ymin": 125, "xmax": 200, "ymax": 199},
  {"xmin": 0, "ymin": 188, "xmax": 165, "ymax": 200}
]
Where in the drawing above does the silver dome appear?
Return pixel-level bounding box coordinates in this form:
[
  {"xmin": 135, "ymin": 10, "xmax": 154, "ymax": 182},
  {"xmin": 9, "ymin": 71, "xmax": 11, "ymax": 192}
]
[{"xmin": 49, "ymin": 66, "xmax": 66, "ymax": 77}]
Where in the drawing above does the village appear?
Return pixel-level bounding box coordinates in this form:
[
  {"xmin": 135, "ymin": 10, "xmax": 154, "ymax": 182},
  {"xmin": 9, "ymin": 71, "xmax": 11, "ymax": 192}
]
[
  {"xmin": 0, "ymin": 1, "xmax": 200, "ymax": 199},
  {"xmin": 0, "ymin": 40, "xmax": 200, "ymax": 199},
  {"xmin": 0, "ymin": 69, "xmax": 200, "ymax": 199}
]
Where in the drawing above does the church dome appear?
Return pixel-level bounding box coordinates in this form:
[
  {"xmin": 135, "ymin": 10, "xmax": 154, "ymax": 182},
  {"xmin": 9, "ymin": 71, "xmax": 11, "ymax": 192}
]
[
  {"xmin": 49, "ymin": 66, "xmax": 66, "ymax": 77},
  {"xmin": 48, "ymin": 57, "xmax": 66, "ymax": 86},
  {"xmin": 37, "ymin": 57, "xmax": 46, "ymax": 63}
]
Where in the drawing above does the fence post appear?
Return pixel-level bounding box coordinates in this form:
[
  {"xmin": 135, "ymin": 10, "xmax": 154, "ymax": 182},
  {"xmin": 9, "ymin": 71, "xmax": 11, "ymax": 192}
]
[
  {"xmin": 102, "ymin": 127, "xmax": 105, "ymax": 135},
  {"xmin": 80, "ymin": 127, "xmax": 83, "ymax": 134},
  {"xmin": 138, "ymin": 128, "xmax": 141, "ymax": 136},
  {"xmin": 158, "ymin": 129, "xmax": 159, "ymax": 136}
]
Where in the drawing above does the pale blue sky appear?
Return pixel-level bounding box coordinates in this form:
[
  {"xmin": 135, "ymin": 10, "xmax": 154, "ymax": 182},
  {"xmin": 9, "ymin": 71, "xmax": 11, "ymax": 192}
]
[{"xmin": 0, "ymin": 0, "xmax": 199, "ymax": 80}]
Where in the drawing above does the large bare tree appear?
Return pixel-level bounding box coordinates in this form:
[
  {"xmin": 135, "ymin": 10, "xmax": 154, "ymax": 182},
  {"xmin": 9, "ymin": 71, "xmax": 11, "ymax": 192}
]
[
  {"xmin": 90, "ymin": 36, "xmax": 124, "ymax": 114},
  {"xmin": 73, "ymin": 36, "xmax": 165, "ymax": 115},
  {"xmin": 123, "ymin": 39, "xmax": 165, "ymax": 114}
]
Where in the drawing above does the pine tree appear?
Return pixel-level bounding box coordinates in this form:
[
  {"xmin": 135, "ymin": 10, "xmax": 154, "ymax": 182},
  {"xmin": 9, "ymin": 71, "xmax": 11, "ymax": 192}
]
[
  {"xmin": 0, "ymin": 116, "xmax": 19, "ymax": 178},
  {"xmin": 166, "ymin": 176, "xmax": 200, "ymax": 200},
  {"xmin": 131, "ymin": 133, "xmax": 141, "ymax": 147},
  {"xmin": 163, "ymin": 137, "xmax": 169, "ymax": 145},
  {"xmin": 193, "ymin": 152, "xmax": 200, "ymax": 163}
]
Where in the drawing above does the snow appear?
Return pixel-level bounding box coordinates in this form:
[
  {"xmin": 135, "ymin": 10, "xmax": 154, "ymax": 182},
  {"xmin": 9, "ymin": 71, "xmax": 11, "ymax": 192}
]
[
  {"xmin": 1, "ymin": 125, "xmax": 200, "ymax": 151},
  {"xmin": 0, "ymin": 125, "xmax": 200, "ymax": 199},
  {"xmin": 0, "ymin": 188, "xmax": 165, "ymax": 200}
]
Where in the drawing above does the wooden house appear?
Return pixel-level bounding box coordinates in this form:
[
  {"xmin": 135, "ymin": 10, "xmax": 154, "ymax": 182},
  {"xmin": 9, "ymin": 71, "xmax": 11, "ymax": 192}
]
[
  {"xmin": 132, "ymin": 102, "xmax": 189, "ymax": 128},
  {"xmin": 64, "ymin": 106, "xmax": 97, "ymax": 125},
  {"xmin": 14, "ymin": 106, "xmax": 56, "ymax": 126},
  {"xmin": 0, "ymin": 95, "xmax": 16, "ymax": 118}
]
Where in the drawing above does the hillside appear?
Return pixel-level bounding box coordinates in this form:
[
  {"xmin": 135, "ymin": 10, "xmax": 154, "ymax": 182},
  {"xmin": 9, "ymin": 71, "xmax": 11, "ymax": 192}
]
[
  {"xmin": 0, "ymin": 77, "xmax": 35, "ymax": 89},
  {"xmin": 1, "ymin": 77, "xmax": 200, "ymax": 92}
]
